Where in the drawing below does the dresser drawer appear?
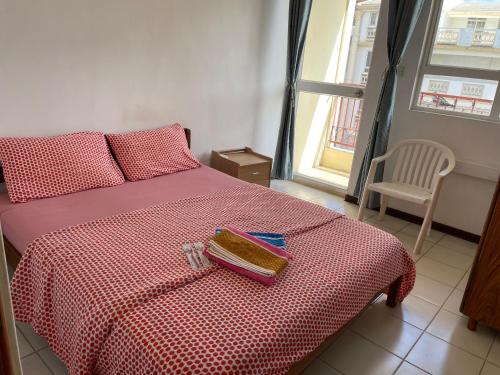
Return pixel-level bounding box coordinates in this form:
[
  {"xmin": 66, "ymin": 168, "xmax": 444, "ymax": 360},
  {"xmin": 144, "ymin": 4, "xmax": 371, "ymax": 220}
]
[
  {"xmin": 211, "ymin": 147, "xmax": 273, "ymax": 187},
  {"xmin": 238, "ymin": 163, "xmax": 271, "ymax": 182}
]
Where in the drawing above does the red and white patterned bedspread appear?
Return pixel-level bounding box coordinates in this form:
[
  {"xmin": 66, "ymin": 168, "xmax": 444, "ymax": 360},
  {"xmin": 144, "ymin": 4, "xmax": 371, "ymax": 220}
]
[{"xmin": 11, "ymin": 185, "xmax": 415, "ymax": 374}]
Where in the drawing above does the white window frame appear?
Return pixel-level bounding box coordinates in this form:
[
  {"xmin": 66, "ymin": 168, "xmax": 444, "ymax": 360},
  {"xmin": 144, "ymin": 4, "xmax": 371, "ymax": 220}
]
[{"xmin": 411, "ymin": 0, "xmax": 500, "ymax": 123}]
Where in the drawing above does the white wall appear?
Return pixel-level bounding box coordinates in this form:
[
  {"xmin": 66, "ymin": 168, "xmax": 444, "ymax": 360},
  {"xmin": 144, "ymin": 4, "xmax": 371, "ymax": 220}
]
[
  {"xmin": 0, "ymin": 0, "xmax": 268, "ymax": 163},
  {"xmin": 252, "ymin": 0, "xmax": 289, "ymax": 159},
  {"xmin": 349, "ymin": 0, "xmax": 499, "ymax": 235}
]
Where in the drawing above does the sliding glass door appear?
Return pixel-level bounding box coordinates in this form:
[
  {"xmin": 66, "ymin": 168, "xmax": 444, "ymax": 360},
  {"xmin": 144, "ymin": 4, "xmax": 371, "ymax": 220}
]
[{"xmin": 294, "ymin": 0, "xmax": 382, "ymax": 189}]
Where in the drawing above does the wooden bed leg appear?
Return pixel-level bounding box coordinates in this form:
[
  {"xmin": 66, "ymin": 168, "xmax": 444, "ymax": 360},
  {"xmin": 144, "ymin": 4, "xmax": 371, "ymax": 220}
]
[
  {"xmin": 386, "ymin": 276, "xmax": 403, "ymax": 308},
  {"xmin": 467, "ymin": 318, "xmax": 478, "ymax": 331}
]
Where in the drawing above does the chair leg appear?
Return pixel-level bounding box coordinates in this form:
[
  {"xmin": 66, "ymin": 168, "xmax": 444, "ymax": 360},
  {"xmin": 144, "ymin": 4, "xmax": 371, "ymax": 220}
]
[
  {"xmin": 357, "ymin": 188, "xmax": 370, "ymax": 221},
  {"xmin": 379, "ymin": 194, "xmax": 388, "ymax": 221},
  {"xmin": 414, "ymin": 203, "xmax": 435, "ymax": 254}
]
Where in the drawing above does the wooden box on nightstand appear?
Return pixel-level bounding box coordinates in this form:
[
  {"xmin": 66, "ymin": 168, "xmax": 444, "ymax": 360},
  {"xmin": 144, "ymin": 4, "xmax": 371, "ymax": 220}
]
[{"xmin": 210, "ymin": 147, "xmax": 272, "ymax": 187}]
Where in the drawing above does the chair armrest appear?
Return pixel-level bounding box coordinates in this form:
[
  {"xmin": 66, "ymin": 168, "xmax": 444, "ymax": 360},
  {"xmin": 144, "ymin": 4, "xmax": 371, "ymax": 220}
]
[
  {"xmin": 438, "ymin": 163, "xmax": 455, "ymax": 177},
  {"xmin": 363, "ymin": 148, "xmax": 398, "ymax": 189},
  {"xmin": 365, "ymin": 158, "xmax": 381, "ymax": 186},
  {"xmin": 372, "ymin": 145, "xmax": 400, "ymax": 164}
]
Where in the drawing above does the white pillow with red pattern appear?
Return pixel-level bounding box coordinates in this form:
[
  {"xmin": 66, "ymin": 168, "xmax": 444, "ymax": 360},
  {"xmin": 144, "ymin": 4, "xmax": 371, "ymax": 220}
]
[
  {"xmin": 0, "ymin": 132, "xmax": 125, "ymax": 203},
  {"xmin": 106, "ymin": 123, "xmax": 200, "ymax": 182}
]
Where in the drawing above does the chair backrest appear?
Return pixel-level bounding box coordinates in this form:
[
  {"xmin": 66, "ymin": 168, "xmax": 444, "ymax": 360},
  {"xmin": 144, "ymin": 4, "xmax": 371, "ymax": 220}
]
[{"xmin": 390, "ymin": 139, "xmax": 455, "ymax": 192}]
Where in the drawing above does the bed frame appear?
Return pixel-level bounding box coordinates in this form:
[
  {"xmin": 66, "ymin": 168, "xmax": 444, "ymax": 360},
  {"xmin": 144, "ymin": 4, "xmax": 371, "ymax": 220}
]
[{"xmin": 1, "ymin": 126, "xmax": 402, "ymax": 374}]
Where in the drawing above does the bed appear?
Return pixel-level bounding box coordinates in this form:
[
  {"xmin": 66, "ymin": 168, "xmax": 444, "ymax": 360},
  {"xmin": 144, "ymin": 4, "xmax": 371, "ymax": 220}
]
[{"xmin": 2, "ymin": 129, "xmax": 415, "ymax": 374}]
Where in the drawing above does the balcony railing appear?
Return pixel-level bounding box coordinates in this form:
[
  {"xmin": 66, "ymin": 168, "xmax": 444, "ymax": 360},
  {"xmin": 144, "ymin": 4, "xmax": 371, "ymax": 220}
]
[
  {"xmin": 435, "ymin": 28, "xmax": 498, "ymax": 47},
  {"xmin": 328, "ymin": 97, "xmax": 363, "ymax": 152},
  {"xmin": 417, "ymin": 91, "xmax": 493, "ymax": 116}
]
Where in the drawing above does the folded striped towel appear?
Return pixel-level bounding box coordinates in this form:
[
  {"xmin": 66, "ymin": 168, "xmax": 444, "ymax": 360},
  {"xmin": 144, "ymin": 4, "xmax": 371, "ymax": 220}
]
[
  {"xmin": 205, "ymin": 225, "xmax": 291, "ymax": 285},
  {"xmin": 214, "ymin": 229, "xmax": 286, "ymax": 249}
]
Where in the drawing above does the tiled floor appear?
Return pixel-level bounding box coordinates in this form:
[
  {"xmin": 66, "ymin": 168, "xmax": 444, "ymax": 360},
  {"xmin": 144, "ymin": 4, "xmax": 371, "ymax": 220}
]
[
  {"xmin": 9, "ymin": 180, "xmax": 499, "ymax": 375},
  {"xmin": 271, "ymin": 180, "xmax": 499, "ymax": 375}
]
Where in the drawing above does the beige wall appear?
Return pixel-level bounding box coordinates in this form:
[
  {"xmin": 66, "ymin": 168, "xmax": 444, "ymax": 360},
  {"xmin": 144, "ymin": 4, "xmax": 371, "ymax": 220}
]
[{"xmin": 0, "ymin": 0, "xmax": 268, "ymax": 163}]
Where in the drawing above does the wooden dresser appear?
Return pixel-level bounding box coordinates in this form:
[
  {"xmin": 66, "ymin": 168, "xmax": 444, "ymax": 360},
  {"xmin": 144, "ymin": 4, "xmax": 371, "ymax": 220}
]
[
  {"xmin": 211, "ymin": 147, "xmax": 272, "ymax": 187},
  {"xmin": 461, "ymin": 175, "xmax": 500, "ymax": 331}
]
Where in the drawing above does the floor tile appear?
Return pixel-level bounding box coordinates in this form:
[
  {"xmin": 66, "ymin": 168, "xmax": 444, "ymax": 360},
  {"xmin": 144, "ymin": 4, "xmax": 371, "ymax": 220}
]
[
  {"xmin": 442, "ymin": 289, "xmax": 466, "ymax": 317},
  {"xmin": 364, "ymin": 220, "xmax": 400, "ymax": 234},
  {"xmin": 366, "ymin": 215, "xmax": 409, "ymax": 233},
  {"xmin": 436, "ymin": 235, "xmax": 478, "ymax": 257},
  {"xmin": 302, "ymin": 359, "xmax": 341, "ymax": 375},
  {"xmin": 374, "ymin": 294, "xmax": 439, "ymax": 330},
  {"xmin": 17, "ymin": 321, "xmax": 49, "ymax": 351},
  {"xmin": 427, "ymin": 310, "xmax": 495, "ymax": 358},
  {"xmin": 416, "ymin": 257, "xmax": 465, "ymax": 287},
  {"xmin": 338, "ymin": 204, "xmax": 377, "ymax": 220},
  {"xmin": 320, "ymin": 330, "xmax": 401, "ymax": 375},
  {"xmin": 16, "ymin": 328, "xmax": 34, "ymax": 358},
  {"xmin": 394, "ymin": 361, "xmax": 429, "ymax": 375},
  {"xmin": 425, "ymin": 245, "xmax": 474, "ymax": 271},
  {"xmin": 410, "ymin": 274, "xmax": 453, "ymax": 306},
  {"xmin": 38, "ymin": 347, "xmax": 68, "ymax": 375},
  {"xmin": 309, "ymin": 191, "xmax": 345, "ymax": 206},
  {"xmin": 482, "ymin": 362, "xmax": 500, "ymax": 375},
  {"xmin": 456, "ymin": 271, "xmax": 470, "ymax": 291},
  {"xmin": 21, "ymin": 353, "xmax": 52, "ymax": 375},
  {"xmin": 407, "ymin": 333, "xmax": 484, "ymax": 375},
  {"xmin": 400, "ymin": 223, "xmax": 445, "ymax": 243},
  {"xmin": 351, "ymin": 305, "xmax": 422, "ymax": 357},
  {"xmin": 271, "ymin": 180, "xmax": 328, "ymax": 201},
  {"xmin": 488, "ymin": 336, "xmax": 500, "ymax": 367},
  {"xmin": 394, "ymin": 232, "xmax": 433, "ymax": 261}
]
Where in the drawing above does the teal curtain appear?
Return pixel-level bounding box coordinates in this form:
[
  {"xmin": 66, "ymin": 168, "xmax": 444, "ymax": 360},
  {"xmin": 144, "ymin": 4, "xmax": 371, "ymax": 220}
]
[
  {"xmin": 354, "ymin": 0, "xmax": 426, "ymax": 206},
  {"xmin": 272, "ymin": 0, "xmax": 312, "ymax": 180}
]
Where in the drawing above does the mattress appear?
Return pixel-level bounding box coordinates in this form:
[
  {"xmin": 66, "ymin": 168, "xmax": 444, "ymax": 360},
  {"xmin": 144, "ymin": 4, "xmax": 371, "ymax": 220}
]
[{"xmin": 0, "ymin": 166, "xmax": 243, "ymax": 253}]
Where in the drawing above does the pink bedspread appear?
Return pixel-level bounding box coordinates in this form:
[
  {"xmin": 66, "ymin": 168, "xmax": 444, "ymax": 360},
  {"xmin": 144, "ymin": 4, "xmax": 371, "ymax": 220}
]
[
  {"xmin": 11, "ymin": 184, "xmax": 415, "ymax": 374},
  {"xmin": 0, "ymin": 166, "xmax": 242, "ymax": 253}
]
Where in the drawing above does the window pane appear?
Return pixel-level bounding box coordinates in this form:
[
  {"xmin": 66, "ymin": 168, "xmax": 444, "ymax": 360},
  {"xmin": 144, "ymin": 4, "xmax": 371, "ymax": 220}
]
[
  {"xmin": 301, "ymin": 0, "xmax": 381, "ymax": 85},
  {"xmin": 295, "ymin": 92, "xmax": 363, "ymax": 178},
  {"xmin": 327, "ymin": 97, "xmax": 363, "ymax": 152},
  {"xmin": 416, "ymin": 74, "xmax": 498, "ymax": 116},
  {"xmin": 430, "ymin": 0, "xmax": 500, "ymax": 70}
]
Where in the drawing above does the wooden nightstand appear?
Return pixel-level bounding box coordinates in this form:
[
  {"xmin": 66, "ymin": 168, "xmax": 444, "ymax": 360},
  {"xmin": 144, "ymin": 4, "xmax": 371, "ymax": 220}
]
[{"xmin": 211, "ymin": 147, "xmax": 272, "ymax": 187}]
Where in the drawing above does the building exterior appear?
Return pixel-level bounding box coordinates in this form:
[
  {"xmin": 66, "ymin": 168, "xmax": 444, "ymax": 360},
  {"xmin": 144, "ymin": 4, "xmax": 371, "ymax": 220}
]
[{"xmin": 347, "ymin": 0, "xmax": 500, "ymax": 117}]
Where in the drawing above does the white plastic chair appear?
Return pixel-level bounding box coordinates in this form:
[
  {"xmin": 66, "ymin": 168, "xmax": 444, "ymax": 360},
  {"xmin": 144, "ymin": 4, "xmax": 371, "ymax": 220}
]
[{"xmin": 357, "ymin": 139, "xmax": 455, "ymax": 254}]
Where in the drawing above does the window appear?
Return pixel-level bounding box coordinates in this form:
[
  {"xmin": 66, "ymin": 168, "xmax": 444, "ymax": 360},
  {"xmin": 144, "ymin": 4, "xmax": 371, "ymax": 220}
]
[
  {"xmin": 413, "ymin": 0, "xmax": 500, "ymax": 122},
  {"xmin": 467, "ymin": 17, "xmax": 486, "ymax": 31},
  {"xmin": 361, "ymin": 51, "xmax": 372, "ymax": 84},
  {"xmin": 462, "ymin": 83, "xmax": 485, "ymax": 98},
  {"xmin": 295, "ymin": 0, "xmax": 382, "ymax": 184},
  {"xmin": 428, "ymin": 80, "xmax": 449, "ymax": 93},
  {"xmin": 365, "ymin": 51, "xmax": 372, "ymax": 69}
]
